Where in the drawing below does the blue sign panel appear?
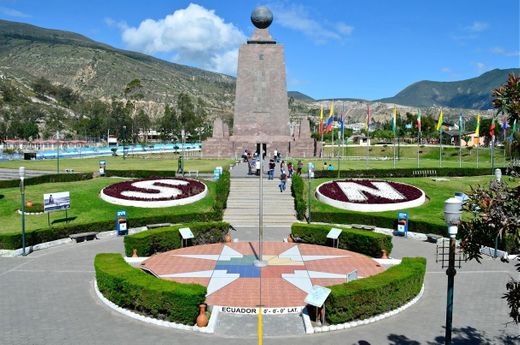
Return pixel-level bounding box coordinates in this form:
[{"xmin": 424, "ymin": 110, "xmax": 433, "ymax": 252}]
[
  {"xmin": 397, "ymin": 211, "xmax": 408, "ymax": 237},
  {"xmin": 116, "ymin": 210, "xmax": 128, "ymax": 236}
]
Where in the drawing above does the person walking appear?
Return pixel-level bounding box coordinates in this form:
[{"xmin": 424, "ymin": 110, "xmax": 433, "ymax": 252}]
[
  {"xmin": 323, "ymin": 162, "xmax": 328, "ymax": 171},
  {"xmin": 268, "ymin": 159, "xmax": 275, "ymax": 180},
  {"xmin": 279, "ymin": 171, "xmax": 287, "ymax": 192},
  {"xmin": 255, "ymin": 158, "xmax": 260, "ymax": 176},
  {"xmin": 287, "ymin": 162, "xmax": 293, "ymax": 178},
  {"xmin": 297, "ymin": 160, "xmax": 303, "ymax": 176},
  {"xmin": 280, "ymin": 160, "xmax": 286, "ymax": 174}
]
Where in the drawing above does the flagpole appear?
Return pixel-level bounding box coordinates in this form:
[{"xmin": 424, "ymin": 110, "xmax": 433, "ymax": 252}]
[
  {"xmin": 491, "ymin": 137, "xmax": 495, "ymax": 174},
  {"xmin": 393, "ymin": 134, "xmax": 396, "ymax": 168},
  {"xmin": 476, "ymin": 139, "xmax": 479, "ymax": 168},
  {"xmin": 417, "ymin": 131, "xmax": 420, "ymax": 168},
  {"xmin": 459, "ymin": 134, "xmax": 462, "ymax": 168},
  {"xmin": 439, "ymin": 129, "xmax": 443, "ymax": 168}
]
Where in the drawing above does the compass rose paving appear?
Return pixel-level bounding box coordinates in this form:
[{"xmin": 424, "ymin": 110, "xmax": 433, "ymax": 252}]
[{"xmin": 141, "ymin": 242, "xmax": 385, "ymax": 308}]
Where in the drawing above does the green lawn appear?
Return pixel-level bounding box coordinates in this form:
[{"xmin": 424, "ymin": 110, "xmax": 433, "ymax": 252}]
[
  {"xmin": 0, "ymin": 155, "xmax": 233, "ymax": 173},
  {"xmin": 0, "ymin": 177, "xmax": 216, "ymax": 234},
  {"xmin": 308, "ymin": 175, "xmax": 520, "ymax": 228}
]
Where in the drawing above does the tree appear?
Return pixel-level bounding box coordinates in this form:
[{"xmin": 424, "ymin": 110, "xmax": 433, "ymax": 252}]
[
  {"xmin": 159, "ymin": 104, "xmax": 177, "ymax": 141},
  {"xmin": 493, "ymin": 73, "xmax": 520, "ymax": 126},
  {"xmin": 134, "ymin": 110, "xmax": 151, "ymax": 142}
]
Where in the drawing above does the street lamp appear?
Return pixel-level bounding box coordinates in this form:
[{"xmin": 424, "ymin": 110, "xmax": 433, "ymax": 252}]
[
  {"xmin": 56, "ymin": 131, "xmax": 60, "ymax": 174},
  {"xmin": 443, "ymin": 197, "xmax": 463, "ymax": 345},
  {"xmin": 495, "ymin": 168, "xmax": 502, "ymax": 183},
  {"xmin": 19, "ymin": 167, "xmax": 26, "ymax": 256},
  {"xmin": 122, "ymin": 125, "xmax": 127, "ymax": 160}
]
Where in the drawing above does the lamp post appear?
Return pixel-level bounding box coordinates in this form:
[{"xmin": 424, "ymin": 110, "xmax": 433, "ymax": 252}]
[
  {"xmin": 122, "ymin": 125, "xmax": 127, "ymax": 160},
  {"xmin": 443, "ymin": 197, "xmax": 463, "ymax": 345},
  {"xmin": 495, "ymin": 168, "xmax": 502, "ymax": 183},
  {"xmin": 19, "ymin": 167, "xmax": 26, "ymax": 256},
  {"xmin": 56, "ymin": 131, "xmax": 60, "ymax": 174}
]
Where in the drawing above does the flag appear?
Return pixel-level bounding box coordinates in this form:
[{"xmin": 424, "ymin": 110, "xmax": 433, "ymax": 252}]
[
  {"xmin": 459, "ymin": 112, "xmax": 463, "ymax": 135},
  {"xmin": 489, "ymin": 118, "xmax": 496, "ymax": 138},
  {"xmin": 392, "ymin": 106, "xmax": 397, "ymax": 134},
  {"xmin": 436, "ymin": 111, "xmax": 443, "ymax": 131},
  {"xmin": 325, "ymin": 102, "xmax": 334, "ymax": 133},
  {"xmin": 502, "ymin": 116, "xmax": 507, "ymax": 141},
  {"xmin": 319, "ymin": 105, "xmax": 324, "ymax": 136},
  {"xmin": 366, "ymin": 104, "xmax": 371, "ymax": 131},
  {"xmin": 417, "ymin": 109, "xmax": 421, "ymax": 133},
  {"xmin": 475, "ymin": 113, "xmax": 480, "ymax": 137},
  {"xmin": 339, "ymin": 112, "xmax": 344, "ymax": 136},
  {"xmin": 511, "ymin": 119, "xmax": 517, "ymax": 142}
]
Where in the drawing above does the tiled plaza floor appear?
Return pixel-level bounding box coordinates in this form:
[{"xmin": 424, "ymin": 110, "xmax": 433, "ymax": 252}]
[{"xmin": 141, "ymin": 242, "xmax": 385, "ymax": 307}]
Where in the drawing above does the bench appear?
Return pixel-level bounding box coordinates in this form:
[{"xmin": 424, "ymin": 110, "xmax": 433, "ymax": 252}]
[
  {"xmin": 351, "ymin": 224, "xmax": 375, "ymax": 231},
  {"xmin": 186, "ymin": 170, "xmax": 199, "ymax": 177},
  {"xmin": 64, "ymin": 168, "xmax": 75, "ymax": 173},
  {"xmin": 426, "ymin": 234, "xmax": 443, "ymax": 243},
  {"xmin": 69, "ymin": 232, "xmax": 98, "ymax": 243}
]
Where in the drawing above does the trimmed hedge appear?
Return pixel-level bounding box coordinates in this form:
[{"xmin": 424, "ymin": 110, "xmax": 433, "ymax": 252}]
[
  {"xmin": 314, "ymin": 167, "xmax": 502, "ymax": 179},
  {"xmin": 0, "ymin": 172, "xmax": 93, "ymax": 189},
  {"xmin": 0, "ymin": 211, "xmax": 222, "ymax": 250},
  {"xmin": 213, "ymin": 170, "xmax": 230, "ymax": 216},
  {"xmin": 95, "ymin": 253, "xmax": 206, "ymax": 325},
  {"xmin": 105, "ymin": 170, "xmax": 175, "ymax": 178},
  {"xmin": 310, "ymin": 211, "xmax": 446, "ymax": 236},
  {"xmin": 291, "ymin": 174, "xmax": 307, "ymax": 220},
  {"xmin": 291, "ymin": 223, "xmax": 393, "ymax": 258},
  {"xmin": 326, "ymin": 257, "xmax": 426, "ymax": 324},
  {"xmin": 124, "ymin": 221, "xmax": 230, "ymax": 257}
]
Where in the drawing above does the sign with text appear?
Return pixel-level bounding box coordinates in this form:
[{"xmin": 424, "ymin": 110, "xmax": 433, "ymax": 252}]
[
  {"xmin": 99, "ymin": 160, "xmax": 106, "ymax": 176},
  {"xmin": 304, "ymin": 285, "xmax": 331, "ymax": 307},
  {"xmin": 397, "ymin": 211, "xmax": 408, "ymax": 236},
  {"xmin": 43, "ymin": 192, "xmax": 70, "ymax": 213},
  {"xmin": 116, "ymin": 210, "xmax": 128, "ymax": 235}
]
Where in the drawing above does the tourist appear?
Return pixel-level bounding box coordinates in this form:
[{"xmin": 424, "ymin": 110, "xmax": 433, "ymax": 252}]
[
  {"xmin": 279, "ymin": 171, "xmax": 287, "ymax": 192},
  {"xmin": 255, "ymin": 159, "xmax": 260, "ymax": 176},
  {"xmin": 297, "ymin": 160, "xmax": 303, "ymax": 176},
  {"xmin": 273, "ymin": 148, "xmax": 278, "ymax": 161},
  {"xmin": 268, "ymin": 159, "xmax": 275, "ymax": 180},
  {"xmin": 280, "ymin": 160, "xmax": 286, "ymax": 174},
  {"xmin": 328, "ymin": 164, "xmax": 334, "ymax": 171},
  {"xmin": 287, "ymin": 162, "xmax": 293, "ymax": 178},
  {"xmin": 323, "ymin": 162, "xmax": 328, "ymax": 170},
  {"xmin": 277, "ymin": 151, "xmax": 281, "ymax": 162},
  {"xmin": 248, "ymin": 158, "xmax": 253, "ymax": 175}
]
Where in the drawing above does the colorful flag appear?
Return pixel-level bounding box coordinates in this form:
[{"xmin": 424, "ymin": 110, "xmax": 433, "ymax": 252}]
[
  {"xmin": 436, "ymin": 111, "xmax": 443, "ymax": 131},
  {"xmin": 502, "ymin": 116, "xmax": 507, "ymax": 141},
  {"xmin": 325, "ymin": 102, "xmax": 334, "ymax": 133},
  {"xmin": 417, "ymin": 109, "xmax": 421, "ymax": 133},
  {"xmin": 475, "ymin": 113, "xmax": 480, "ymax": 137},
  {"xmin": 392, "ymin": 106, "xmax": 397, "ymax": 134},
  {"xmin": 459, "ymin": 112, "xmax": 463, "ymax": 135},
  {"xmin": 489, "ymin": 118, "xmax": 496, "ymax": 138},
  {"xmin": 319, "ymin": 105, "xmax": 324, "ymax": 136},
  {"xmin": 366, "ymin": 104, "xmax": 371, "ymax": 131},
  {"xmin": 511, "ymin": 119, "xmax": 517, "ymax": 142}
]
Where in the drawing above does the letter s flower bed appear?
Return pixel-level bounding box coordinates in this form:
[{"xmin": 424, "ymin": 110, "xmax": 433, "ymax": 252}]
[{"xmin": 95, "ymin": 253, "xmax": 206, "ymax": 325}]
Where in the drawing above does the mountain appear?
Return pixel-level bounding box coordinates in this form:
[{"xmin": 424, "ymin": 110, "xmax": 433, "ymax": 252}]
[
  {"xmin": 378, "ymin": 68, "xmax": 519, "ymax": 110},
  {"xmin": 0, "ymin": 19, "xmax": 236, "ymax": 118},
  {"xmin": 288, "ymin": 91, "xmax": 314, "ymax": 102}
]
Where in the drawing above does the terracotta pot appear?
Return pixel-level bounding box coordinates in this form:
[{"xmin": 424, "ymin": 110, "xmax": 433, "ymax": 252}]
[
  {"xmin": 26, "ymin": 201, "xmax": 33, "ymax": 208},
  {"xmin": 196, "ymin": 303, "xmax": 209, "ymax": 327},
  {"xmin": 224, "ymin": 232, "xmax": 232, "ymax": 243},
  {"xmin": 132, "ymin": 248, "xmax": 138, "ymax": 258},
  {"xmin": 381, "ymin": 249, "xmax": 389, "ymax": 259}
]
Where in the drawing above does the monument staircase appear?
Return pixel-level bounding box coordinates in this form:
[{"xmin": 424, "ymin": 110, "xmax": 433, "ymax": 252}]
[{"xmin": 224, "ymin": 161, "xmax": 298, "ymax": 242}]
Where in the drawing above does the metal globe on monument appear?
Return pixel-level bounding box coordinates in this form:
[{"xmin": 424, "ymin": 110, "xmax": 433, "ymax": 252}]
[{"xmin": 251, "ymin": 6, "xmax": 273, "ymax": 29}]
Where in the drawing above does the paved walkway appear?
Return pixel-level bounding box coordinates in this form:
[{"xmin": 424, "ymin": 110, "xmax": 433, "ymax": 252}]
[
  {"xmin": 225, "ymin": 161, "xmax": 297, "ymax": 242},
  {"xmin": 1, "ymin": 235, "xmax": 518, "ymax": 344},
  {"xmin": 0, "ymin": 168, "xmax": 56, "ymax": 181}
]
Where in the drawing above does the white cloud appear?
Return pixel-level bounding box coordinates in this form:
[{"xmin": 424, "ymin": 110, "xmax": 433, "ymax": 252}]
[
  {"xmin": 473, "ymin": 62, "xmax": 488, "ymax": 74},
  {"xmin": 272, "ymin": 3, "xmax": 353, "ymax": 44},
  {"xmin": 118, "ymin": 3, "xmax": 245, "ymax": 75},
  {"xmin": 0, "ymin": 6, "xmax": 30, "ymax": 18},
  {"xmin": 465, "ymin": 21, "xmax": 489, "ymax": 32},
  {"xmin": 491, "ymin": 47, "xmax": 520, "ymax": 57},
  {"xmin": 440, "ymin": 67, "xmax": 452, "ymax": 73}
]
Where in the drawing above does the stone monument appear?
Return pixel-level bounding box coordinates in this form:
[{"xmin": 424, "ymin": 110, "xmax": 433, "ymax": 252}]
[{"xmin": 202, "ymin": 6, "xmax": 317, "ymax": 158}]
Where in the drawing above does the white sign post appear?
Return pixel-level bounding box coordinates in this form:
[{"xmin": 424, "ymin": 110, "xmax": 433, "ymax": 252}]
[
  {"xmin": 304, "ymin": 285, "xmax": 331, "ymax": 326},
  {"xmin": 44, "ymin": 191, "xmax": 71, "ymax": 225},
  {"xmin": 179, "ymin": 227, "xmax": 194, "ymax": 247}
]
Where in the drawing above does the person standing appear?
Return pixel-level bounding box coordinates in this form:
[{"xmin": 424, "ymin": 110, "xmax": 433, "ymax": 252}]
[
  {"xmin": 287, "ymin": 162, "xmax": 293, "ymax": 178},
  {"xmin": 323, "ymin": 162, "xmax": 328, "ymax": 171},
  {"xmin": 279, "ymin": 171, "xmax": 287, "ymax": 192},
  {"xmin": 273, "ymin": 148, "xmax": 278, "ymax": 162},
  {"xmin": 255, "ymin": 158, "xmax": 260, "ymax": 176},
  {"xmin": 297, "ymin": 160, "xmax": 303, "ymax": 176},
  {"xmin": 280, "ymin": 160, "xmax": 286, "ymax": 174},
  {"xmin": 268, "ymin": 159, "xmax": 275, "ymax": 180}
]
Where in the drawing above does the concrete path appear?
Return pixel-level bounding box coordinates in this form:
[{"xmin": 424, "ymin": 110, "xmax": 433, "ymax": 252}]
[
  {"xmin": 0, "ymin": 168, "xmax": 56, "ymax": 181},
  {"xmin": 0, "ymin": 235, "xmax": 518, "ymax": 344},
  {"xmin": 225, "ymin": 160, "xmax": 298, "ymax": 242}
]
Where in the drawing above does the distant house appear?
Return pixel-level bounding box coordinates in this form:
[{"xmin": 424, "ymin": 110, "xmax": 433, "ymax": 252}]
[{"xmin": 349, "ymin": 135, "xmax": 371, "ymax": 146}]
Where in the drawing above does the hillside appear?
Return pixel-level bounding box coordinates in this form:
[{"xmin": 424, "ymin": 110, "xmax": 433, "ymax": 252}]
[
  {"xmin": 0, "ymin": 19, "xmax": 236, "ymax": 118},
  {"xmin": 378, "ymin": 68, "xmax": 519, "ymax": 110}
]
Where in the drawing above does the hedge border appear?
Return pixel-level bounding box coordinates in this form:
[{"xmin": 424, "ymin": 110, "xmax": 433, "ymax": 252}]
[
  {"xmin": 105, "ymin": 170, "xmax": 176, "ymax": 178},
  {"xmin": 95, "ymin": 253, "xmax": 206, "ymax": 325},
  {"xmin": 291, "ymin": 223, "xmax": 392, "ymax": 258},
  {"xmin": 124, "ymin": 221, "xmax": 230, "ymax": 257},
  {"xmin": 314, "ymin": 167, "xmax": 503, "ymax": 179},
  {"xmin": 0, "ymin": 172, "xmax": 93, "ymax": 189},
  {"xmin": 326, "ymin": 257, "xmax": 426, "ymax": 324},
  {"xmin": 291, "ymin": 174, "xmax": 307, "ymax": 220}
]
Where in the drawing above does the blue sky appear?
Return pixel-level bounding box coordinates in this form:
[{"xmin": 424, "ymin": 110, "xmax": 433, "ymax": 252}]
[{"xmin": 0, "ymin": 0, "xmax": 518, "ymax": 100}]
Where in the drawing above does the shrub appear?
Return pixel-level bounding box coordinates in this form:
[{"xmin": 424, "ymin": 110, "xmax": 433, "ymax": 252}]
[
  {"xmin": 0, "ymin": 172, "xmax": 93, "ymax": 189},
  {"xmin": 124, "ymin": 221, "xmax": 230, "ymax": 257},
  {"xmin": 105, "ymin": 170, "xmax": 175, "ymax": 178},
  {"xmin": 95, "ymin": 253, "xmax": 206, "ymax": 324},
  {"xmin": 291, "ymin": 223, "xmax": 392, "ymax": 258},
  {"xmin": 213, "ymin": 170, "xmax": 230, "ymax": 215},
  {"xmin": 314, "ymin": 167, "xmax": 503, "ymax": 179},
  {"xmin": 291, "ymin": 174, "xmax": 307, "ymax": 220},
  {"xmin": 310, "ymin": 211, "xmax": 446, "ymax": 236},
  {"xmin": 0, "ymin": 211, "xmax": 222, "ymax": 250},
  {"xmin": 326, "ymin": 257, "xmax": 426, "ymax": 324}
]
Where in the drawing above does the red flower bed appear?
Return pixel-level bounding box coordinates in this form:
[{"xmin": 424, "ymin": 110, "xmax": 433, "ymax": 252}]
[
  {"xmin": 317, "ymin": 179, "xmax": 423, "ymax": 204},
  {"xmin": 102, "ymin": 177, "xmax": 206, "ymax": 201}
]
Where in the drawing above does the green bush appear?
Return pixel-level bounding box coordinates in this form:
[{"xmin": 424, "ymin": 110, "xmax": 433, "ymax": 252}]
[
  {"xmin": 326, "ymin": 257, "xmax": 426, "ymax": 324},
  {"xmin": 124, "ymin": 221, "xmax": 230, "ymax": 257},
  {"xmin": 0, "ymin": 172, "xmax": 93, "ymax": 189},
  {"xmin": 95, "ymin": 253, "xmax": 206, "ymax": 324},
  {"xmin": 0, "ymin": 211, "xmax": 222, "ymax": 250},
  {"xmin": 310, "ymin": 211, "xmax": 446, "ymax": 236},
  {"xmin": 213, "ymin": 171, "xmax": 230, "ymax": 215},
  {"xmin": 291, "ymin": 174, "xmax": 307, "ymax": 220},
  {"xmin": 316, "ymin": 167, "xmax": 503, "ymax": 179},
  {"xmin": 105, "ymin": 170, "xmax": 175, "ymax": 178},
  {"xmin": 291, "ymin": 223, "xmax": 392, "ymax": 258}
]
